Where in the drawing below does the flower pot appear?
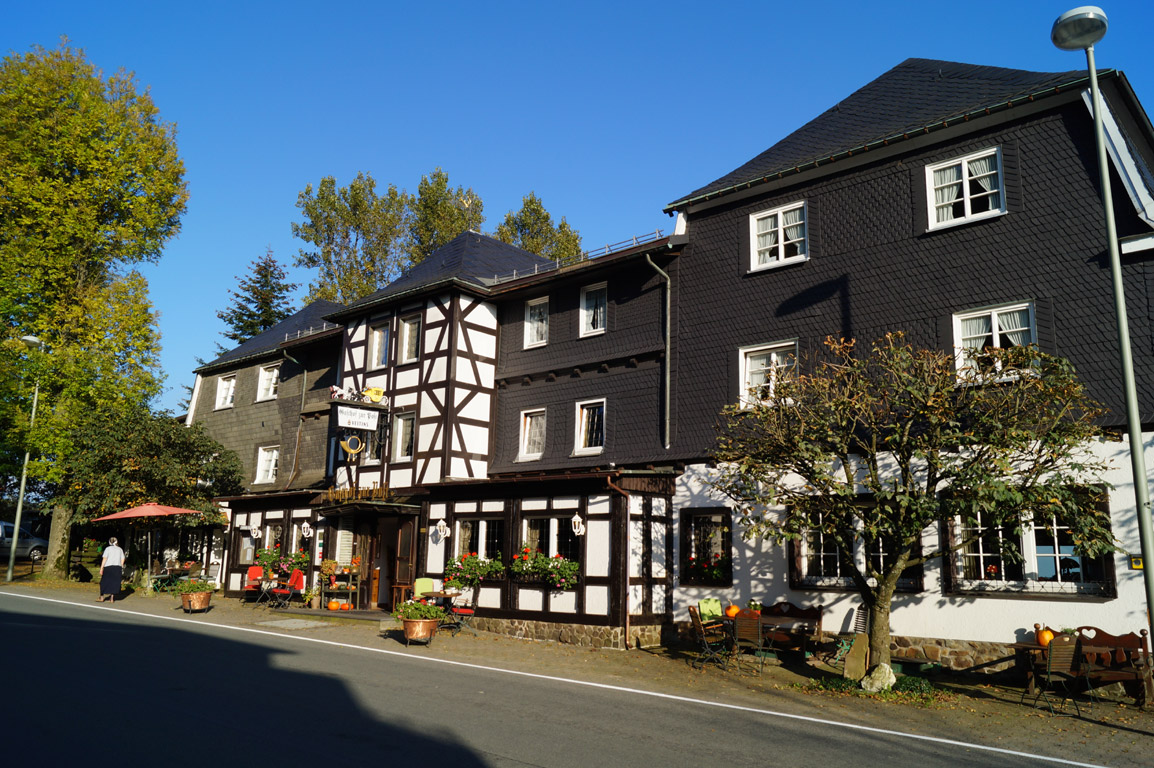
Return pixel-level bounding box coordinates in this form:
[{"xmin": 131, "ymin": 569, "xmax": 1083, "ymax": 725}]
[
  {"xmin": 309, "ymin": 595, "xmax": 321, "ymax": 610},
  {"xmin": 401, "ymin": 618, "xmax": 439, "ymax": 646},
  {"xmin": 181, "ymin": 591, "xmax": 211, "ymax": 613}
]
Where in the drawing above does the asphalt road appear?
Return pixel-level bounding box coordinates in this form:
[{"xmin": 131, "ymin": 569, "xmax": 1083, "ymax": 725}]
[{"xmin": 0, "ymin": 593, "xmax": 1112, "ymax": 767}]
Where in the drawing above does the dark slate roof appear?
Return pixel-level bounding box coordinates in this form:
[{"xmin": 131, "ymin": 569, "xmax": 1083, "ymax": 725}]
[
  {"xmin": 669, "ymin": 58, "xmax": 1093, "ymax": 209},
  {"xmin": 336, "ymin": 231, "xmax": 553, "ymax": 315},
  {"xmin": 196, "ymin": 299, "xmax": 345, "ymax": 372}
]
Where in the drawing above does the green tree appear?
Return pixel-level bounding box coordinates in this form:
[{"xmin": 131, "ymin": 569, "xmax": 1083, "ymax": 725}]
[
  {"xmin": 407, "ymin": 168, "xmax": 484, "ymax": 263},
  {"xmin": 0, "ymin": 43, "xmax": 185, "ymax": 575},
  {"xmin": 711, "ymin": 335, "xmax": 1114, "ymax": 675},
  {"xmin": 291, "ymin": 172, "xmax": 409, "ymax": 304},
  {"xmin": 52, "ymin": 401, "xmax": 243, "ymax": 572},
  {"xmin": 216, "ymin": 249, "xmax": 298, "ymax": 345},
  {"xmin": 494, "ymin": 192, "xmax": 583, "ymax": 264},
  {"xmin": 0, "ymin": 42, "xmax": 187, "ymax": 335}
]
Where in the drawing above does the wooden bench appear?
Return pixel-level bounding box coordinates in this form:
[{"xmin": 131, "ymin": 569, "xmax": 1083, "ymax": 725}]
[
  {"xmin": 759, "ymin": 601, "xmax": 823, "ymax": 656},
  {"xmin": 1075, "ymin": 625, "xmax": 1153, "ymax": 708}
]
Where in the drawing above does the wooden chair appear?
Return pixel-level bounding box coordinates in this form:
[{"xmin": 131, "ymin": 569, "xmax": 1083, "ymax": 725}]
[
  {"xmin": 1021, "ymin": 633, "xmax": 1093, "ymax": 716},
  {"xmin": 688, "ymin": 606, "xmax": 730, "ymax": 671},
  {"xmin": 733, "ymin": 614, "xmax": 768, "ymax": 674},
  {"xmin": 698, "ymin": 598, "xmax": 724, "ymax": 626},
  {"xmin": 413, "ymin": 577, "xmax": 435, "ymax": 600}
]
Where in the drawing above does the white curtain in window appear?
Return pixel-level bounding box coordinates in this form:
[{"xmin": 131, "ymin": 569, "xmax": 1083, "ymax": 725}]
[
  {"xmin": 996, "ymin": 308, "xmax": 1032, "ymax": 347},
  {"xmin": 967, "ymin": 154, "xmax": 998, "ymax": 194},
  {"xmin": 933, "ymin": 164, "xmax": 962, "ymax": 222},
  {"xmin": 782, "ymin": 207, "xmax": 806, "ymax": 255},
  {"xmin": 523, "ymin": 412, "xmax": 545, "ymax": 455},
  {"xmin": 756, "ymin": 213, "xmax": 778, "ymax": 263}
]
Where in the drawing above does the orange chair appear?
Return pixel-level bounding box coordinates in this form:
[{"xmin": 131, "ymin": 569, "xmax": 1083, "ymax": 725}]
[
  {"xmin": 243, "ymin": 566, "xmax": 264, "ymax": 602},
  {"xmin": 270, "ymin": 569, "xmax": 304, "ymax": 609}
]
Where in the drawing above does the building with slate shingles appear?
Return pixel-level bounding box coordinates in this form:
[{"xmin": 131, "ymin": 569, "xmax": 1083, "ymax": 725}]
[
  {"xmin": 193, "ymin": 57, "xmax": 1154, "ymax": 660},
  {"xmin": 187, "ymin": 299, "xmax": 343, "ymax": 586},
  {"xmin": 663, "ymin": 58, "xmax": 1154, "ymax": 667}
]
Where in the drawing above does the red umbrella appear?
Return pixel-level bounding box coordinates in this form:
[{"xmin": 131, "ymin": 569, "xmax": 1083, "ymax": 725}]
[{"xmin": 92, "ymin": 503, "xmax": 207, "ymax": 521}]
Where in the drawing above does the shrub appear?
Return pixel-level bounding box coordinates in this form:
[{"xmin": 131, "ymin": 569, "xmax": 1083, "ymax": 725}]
[{"xmin": 892, "ymin": 675, "xmax": 935, "ymax": 695}]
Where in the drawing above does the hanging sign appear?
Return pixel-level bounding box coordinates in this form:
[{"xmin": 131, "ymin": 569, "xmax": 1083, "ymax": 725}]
[{"xmin": 337, "ymin": 405, "xmax": 379, "ymax": 431}]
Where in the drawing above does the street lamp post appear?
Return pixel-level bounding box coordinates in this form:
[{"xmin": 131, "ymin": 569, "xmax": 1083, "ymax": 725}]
[
  {"xmin": 6, "ymin": 335, "xmax": 45, "ymax": 583},
  {"xmin": 1052, "ymin": 6, "xmax": 1154, "ymax": 640}
]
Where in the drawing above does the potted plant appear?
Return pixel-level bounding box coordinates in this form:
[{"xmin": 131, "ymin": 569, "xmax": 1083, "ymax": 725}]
[
  {"xmin": 392, "ymin": 599, "xmax": 446, "ymax": 646},
  {"xmin": 256, "ymin": 544, "xmax": 309, "ymax": 578},
  {"xmin": 320, "ymin": 558, "xmax": 338, "ymax": 585},
  {"xmin": 444, "ymin": 552, "xmax": 504, "ymax": 590},
  {"xmin": 510, "ymin": 548, "xmax": 580, "ymax": 591},
  {"xmin": 302, "ymin": 586, "xmax": 321, "ymax": 609},
  {"xmin": 171, "ymin": 580, "xmax": 215, "ymax": 613}
]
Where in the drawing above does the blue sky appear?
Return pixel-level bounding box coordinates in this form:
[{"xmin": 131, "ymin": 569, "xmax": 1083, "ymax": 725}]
[{"xmin": 6, "ymin": 1, "xmax": 1154, "ymax": 412}]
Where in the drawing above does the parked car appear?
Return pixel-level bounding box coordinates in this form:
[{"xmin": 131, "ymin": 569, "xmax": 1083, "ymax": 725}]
[{"xmin": 0, "ymin": 521, "xmax": 48, "ymax": 561}]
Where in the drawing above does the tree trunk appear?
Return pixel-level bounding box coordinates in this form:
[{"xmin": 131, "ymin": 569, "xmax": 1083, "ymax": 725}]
[
  {"xmin": 43, "ymin": 506, "xmax": 73, "ymax": 580},
  {"xmin": 867, "ymin": 586, "xmax": 894, "ymax": 669}
]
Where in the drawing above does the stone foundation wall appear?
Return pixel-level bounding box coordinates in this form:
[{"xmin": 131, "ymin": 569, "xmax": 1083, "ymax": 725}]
[
  {"xmin": 471, "ymin": 617, "xmax": 664, "ymax": 650},
  {"xmin": 890, "ymin": 635, "xmax": 1016, "ymax": 673}
]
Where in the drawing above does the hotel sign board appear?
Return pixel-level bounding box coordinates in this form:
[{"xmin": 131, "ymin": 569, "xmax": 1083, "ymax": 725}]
[{"xmin": 337, "ymin": 406, "xmax": 380, "ymax": 431}]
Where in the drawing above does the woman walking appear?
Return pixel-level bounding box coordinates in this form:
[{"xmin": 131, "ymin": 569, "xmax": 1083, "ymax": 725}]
[{"xmin": 99, "ymin": 537, "xmax": 125, "ymax": 602}]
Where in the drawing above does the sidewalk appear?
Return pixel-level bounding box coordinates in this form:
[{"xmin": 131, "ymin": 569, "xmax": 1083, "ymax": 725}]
[{"xmin": 4, "ymin": 577, "xmax": 1152, "ymax": 767}]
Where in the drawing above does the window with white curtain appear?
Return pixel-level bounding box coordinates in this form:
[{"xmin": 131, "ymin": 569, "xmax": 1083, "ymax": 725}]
[
  {"xmin": 739, "ymin": 341, "xmax": 796, "ymax": 406},
  {"xmin": 393, "ymin": 412, "xmax": 415, "ymax": 461},
  {"xmin": 953, "ymin": 301, "xmax": 1035, "ymax": 375},
  {"xmin": 748, "ymin": 201, "xmax": 807, "ymax": 271},
  {"xmin": 518, "ymin": 408, "xmax": 546, "ymax": 461},
  {"xmin": 580, "ymin": 283, "xmax": 607, "ymax": 337},
  {"xmin": 370, "ymin": 322, "xmax": 390, "ymax": 369},
  {"xmin": 257, "ymin": 365, "xmax": 280, "ymax": 401},
  {"xmin": 926, "ymin": 147, "xmax": 1004, "ymax": 228},
  {"xmin": 524, "ymin": 297, "xmax": 549, "ymax": 348},
  {"xmin": 399, "ymin": 314, "xmax": 422, "ymax": 363}
]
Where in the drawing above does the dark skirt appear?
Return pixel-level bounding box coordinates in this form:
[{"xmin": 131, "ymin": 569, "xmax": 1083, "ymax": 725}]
[{"xmin": 100, "ymin": 565, "xmax": 122, "ymax": 598}]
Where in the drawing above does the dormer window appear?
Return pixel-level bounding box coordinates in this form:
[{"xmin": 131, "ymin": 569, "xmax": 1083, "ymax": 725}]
[{"xmin": 749, "ymin": 201, "xmax": 807, "ymax": 271}]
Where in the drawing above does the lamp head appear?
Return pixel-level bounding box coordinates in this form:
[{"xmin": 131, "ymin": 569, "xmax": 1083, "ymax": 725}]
[
  {"xmin": 20, "ymin": 335, "xmax": 43, "ymax": 351},
  {"xmin": 1052, "ymin": 6, "xmax": 1108, "ymax": 51}
]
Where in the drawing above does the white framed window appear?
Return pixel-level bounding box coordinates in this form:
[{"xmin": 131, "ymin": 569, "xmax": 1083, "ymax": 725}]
[
  {"xmin": 749, "ymin": 201, "xmax": 807, "ymax": 271},
  {"xmin": 522, "ymin": 517, "xmax": 581, "ymax": 562},
  {"xmin": 524, "ymin": 297, "xmax": 549, "ymax": 348},
  {"xmin": 256, "ymin": 365, "xmax": 280, "ymax": 401},
  {"xmin": 579, "ymin": 283, "xmax": 607, "ymax": 337},
  {"xmin": 255, "ymin": 446, "xmax": 279, "ymax": 484},
  {"xmin": 215, "ymin": 375, "xmax": 236, "ymax": 409},
  {"xmin": 370, "ymin": 322, "xmax": 390, "ymax": 369},
  {"xmin": 739, "ymin": 341, "xmax": 796, "ymax": 405},
  {"xmin": 573, "ymin": 398, "xmax": 605, "ymax": 456},
  {"xmin": 926, "ymin": 147, "xmax": 1005, "ymax": 229},
  {"xmin": 953, "ymin": 301, "xmax": 1035, "ymax": 375},
  {"xmin": 392, "ymin": 412, "xmax": 415, "ymax": 462},
  {"xmin": 399, "ymin": 314, "xmax": 422, "ymax": 363},
  {"xmin": 456, "ymin": 518, "xmax": 504, "ymax": 560},
  {"xmin": 362, "ymin": 423, "xmax": 388, "ymax": 465},
  {"xmin": 518, "ymin": 408, "xmax": 546, "ymax": 461},
  {"xmin": 950, "ymin": 508, "xmax": 1111, "ymax": 596}
]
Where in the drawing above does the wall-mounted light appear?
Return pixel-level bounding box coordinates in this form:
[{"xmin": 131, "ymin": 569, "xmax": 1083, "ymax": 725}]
[
  {"xmin": 301, "ymin": 522, "xmax": 313, "ymax": 539},
  {"xmin": 571, "ymin": 512, "xmax": 586, "ymax": 537},
  {"xmin": 250, "ymin": 526, "xmax": 262, "ymax": 540},
  {"xmin": 435, "ymin": 519, "xmax": 450, "ymax": 540}
]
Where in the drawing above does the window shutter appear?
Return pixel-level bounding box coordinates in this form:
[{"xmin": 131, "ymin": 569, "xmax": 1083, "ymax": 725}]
[
  {"xmin": 939, "ymin": 517, "xmax": 956, "ymax": 595},
  {"xmin": 935, "ymin": 314, "xmax": 956, "ymax": 356},
  {"xmin": 787, "ymin": 539, "xmax": 802, "ymax": 589},
  {"xmin": 1001, "ymin": 142, "xmax": 1022, "ymax": 214},
  {"xmin": 911, "ymin": 166, "xmax": 929, "ymax": 236},
  {"xmin": 1034, "ymin": 296, "xmax": 1056, "ymax": 355}
]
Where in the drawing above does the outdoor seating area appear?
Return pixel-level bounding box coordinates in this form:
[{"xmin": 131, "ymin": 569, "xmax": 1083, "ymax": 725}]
[
  {"xmin": 1014, "ymin": 623, "xmax": 1153, "ymax": 715},
  {"xmin": 688, "ymin": 599, "xmax": 826, "ymax": 672},
  {"xmin": 148, "ymin": 558, "xmax": 218, "ymax": 592}
]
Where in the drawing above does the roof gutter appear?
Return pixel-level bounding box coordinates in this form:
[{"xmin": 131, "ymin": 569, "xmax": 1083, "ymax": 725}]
[{"xmin": 664, "ymin": 71, "xmax": 1110, "ymax": 213}]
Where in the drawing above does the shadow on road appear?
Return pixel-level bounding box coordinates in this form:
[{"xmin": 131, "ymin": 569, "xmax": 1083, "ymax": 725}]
[{"xmin": 0, "ymin": 598, "xmax": 487, "ymax": 764}]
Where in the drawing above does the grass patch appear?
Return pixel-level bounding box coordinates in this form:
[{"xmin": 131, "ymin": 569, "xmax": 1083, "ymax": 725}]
[{"xmin": 800, "ymin": 674, "xmax": 957, "ymax": 707}]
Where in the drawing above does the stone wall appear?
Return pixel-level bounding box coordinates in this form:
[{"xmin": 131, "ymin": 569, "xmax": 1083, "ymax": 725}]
[
  {"xmin": 472, "ymin": 617, "xmax": 664, "ymax": 650},
  {"xmin": 890, "ymin": 635, "xmax": 1016, "ymax": 673}
]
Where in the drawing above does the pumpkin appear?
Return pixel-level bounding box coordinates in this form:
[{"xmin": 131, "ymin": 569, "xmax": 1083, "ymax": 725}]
[
  {"xmin": 340, "ymin": 603, "xmax": 351, "ymax": 611},
  {"xmin": 1036, "ymin": 627, "xmax": 1055, "ymax": 647},
  {"xmin": 724, "ymin": 604, "xmax": 742, "ymax": 618},
  {"xmin": 327, "ymin": 600, "xmax": 341, "ymax": 611}
]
